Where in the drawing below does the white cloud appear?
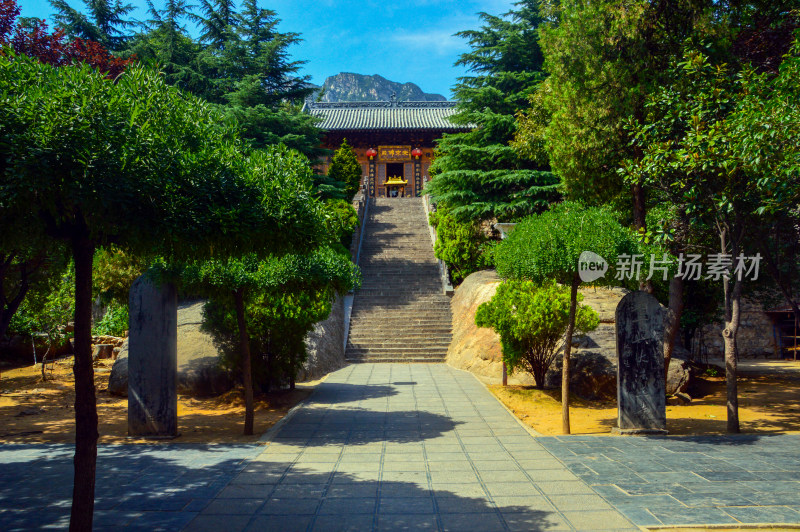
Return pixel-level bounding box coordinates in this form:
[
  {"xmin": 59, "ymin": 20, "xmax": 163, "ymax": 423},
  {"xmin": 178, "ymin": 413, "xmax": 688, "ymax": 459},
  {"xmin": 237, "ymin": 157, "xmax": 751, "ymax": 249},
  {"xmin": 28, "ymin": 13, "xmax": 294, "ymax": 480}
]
[{"xmin": 388, "ymin": 29, "xmax": 467, "ymax": 55}]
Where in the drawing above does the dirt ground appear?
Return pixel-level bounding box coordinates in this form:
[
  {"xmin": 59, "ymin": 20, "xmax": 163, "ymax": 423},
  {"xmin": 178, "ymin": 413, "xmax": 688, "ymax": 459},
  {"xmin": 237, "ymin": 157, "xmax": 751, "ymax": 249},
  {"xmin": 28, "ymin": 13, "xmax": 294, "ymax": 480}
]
[
  {"xmin": 490, "ymin": 366, "xmax": 800, "ymax": 436},
  {"xmin": 0, "ymin": 357, "xmax": 311, "ymax": 444}
]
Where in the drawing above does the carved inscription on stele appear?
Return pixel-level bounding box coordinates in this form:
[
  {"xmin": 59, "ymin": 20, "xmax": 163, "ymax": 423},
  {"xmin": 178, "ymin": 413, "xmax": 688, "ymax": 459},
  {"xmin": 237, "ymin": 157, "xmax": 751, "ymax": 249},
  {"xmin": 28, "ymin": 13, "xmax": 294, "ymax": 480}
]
[{"xmin": 614, "ymin": 291, "xmax": 667, "ymax": 435}]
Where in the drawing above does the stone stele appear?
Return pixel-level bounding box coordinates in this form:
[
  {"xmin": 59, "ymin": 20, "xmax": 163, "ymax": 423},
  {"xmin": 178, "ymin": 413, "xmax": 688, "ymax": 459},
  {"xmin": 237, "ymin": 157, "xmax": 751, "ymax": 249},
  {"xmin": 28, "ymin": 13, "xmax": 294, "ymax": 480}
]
[
  {"xmin": 127, "ymin": 275, "xmax": 178, "ymax": 439},
  {"xmin": 614, "ymin": 291, "xmax": 667, "ymax": 435}
]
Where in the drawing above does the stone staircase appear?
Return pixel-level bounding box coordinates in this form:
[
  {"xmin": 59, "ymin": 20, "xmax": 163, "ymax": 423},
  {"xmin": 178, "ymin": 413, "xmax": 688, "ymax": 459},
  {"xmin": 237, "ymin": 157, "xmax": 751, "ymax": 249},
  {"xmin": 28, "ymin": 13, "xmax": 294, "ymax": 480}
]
[{"xmin": 345, "ymin": 198, "xmax": 452, "ymax": 363}]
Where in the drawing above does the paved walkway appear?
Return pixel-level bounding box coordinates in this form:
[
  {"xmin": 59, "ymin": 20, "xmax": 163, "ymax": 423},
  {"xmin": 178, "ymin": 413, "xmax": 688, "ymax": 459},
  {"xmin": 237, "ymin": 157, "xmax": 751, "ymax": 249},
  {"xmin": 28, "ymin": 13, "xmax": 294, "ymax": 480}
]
[
  {"xmin": 1, "ymin": 363, "xmax": 799, "ymax": 531},
  {"xmin": 541, "ymin": 434, "xmax": 800, "ymax": 528},
  {"xmin": 185, "ymin": 363, "xmax": 636, "ymax": 532}
]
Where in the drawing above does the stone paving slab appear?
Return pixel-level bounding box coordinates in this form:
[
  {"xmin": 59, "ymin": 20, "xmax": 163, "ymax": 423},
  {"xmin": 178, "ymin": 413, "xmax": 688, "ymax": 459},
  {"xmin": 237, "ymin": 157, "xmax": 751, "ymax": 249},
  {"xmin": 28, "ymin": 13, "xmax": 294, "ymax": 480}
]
[
  {"xmin": 184, "ymin": 363, "xmax": 638, "ymax": 531},
  {"xmin": 0, "ymin": 443, "xmax": 261, "ymax": 531},
  {"xmin": 539, "ymin": 434, "xmax": 800, "ymax": 528},
  {"xmin": 2, "ymin": 363, "xmax": 798, "ymax": 531}
]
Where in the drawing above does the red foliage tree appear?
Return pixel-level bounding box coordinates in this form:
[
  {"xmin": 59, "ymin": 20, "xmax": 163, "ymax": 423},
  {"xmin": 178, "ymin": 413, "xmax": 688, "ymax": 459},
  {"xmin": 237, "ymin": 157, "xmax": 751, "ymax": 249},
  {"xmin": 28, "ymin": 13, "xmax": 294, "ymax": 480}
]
[{"xmin": 0, "ymin": 0, "xmax": 133, "ymax": 78}]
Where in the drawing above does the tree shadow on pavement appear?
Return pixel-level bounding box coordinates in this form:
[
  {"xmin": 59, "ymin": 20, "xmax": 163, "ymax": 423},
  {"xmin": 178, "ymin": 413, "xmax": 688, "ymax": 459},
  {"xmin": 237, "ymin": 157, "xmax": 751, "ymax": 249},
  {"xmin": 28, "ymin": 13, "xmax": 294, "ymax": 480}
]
[{"xmin": 0, "ymin": 443, "xmax": 568, "ymax": 532}]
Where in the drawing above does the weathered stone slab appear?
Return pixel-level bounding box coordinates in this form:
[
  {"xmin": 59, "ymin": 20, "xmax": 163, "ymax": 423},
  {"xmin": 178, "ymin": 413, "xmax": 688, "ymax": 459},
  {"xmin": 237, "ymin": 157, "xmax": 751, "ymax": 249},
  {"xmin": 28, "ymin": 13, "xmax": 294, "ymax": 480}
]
[
  {"xmin": 614, "ymin": 291, "xmax": 667, "ymax": 435},
  {"xmin": 127, "ymin": 275, "xmax": 178, "ymax": 439}
]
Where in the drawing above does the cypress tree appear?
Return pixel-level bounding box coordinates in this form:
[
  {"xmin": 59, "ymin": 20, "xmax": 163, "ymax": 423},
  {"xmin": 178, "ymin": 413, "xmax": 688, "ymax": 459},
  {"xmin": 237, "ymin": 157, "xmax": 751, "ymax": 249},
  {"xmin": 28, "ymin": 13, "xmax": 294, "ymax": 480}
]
[{"xmin": 327, "ymin": 139, "xmax": 362, "ymax": 199}]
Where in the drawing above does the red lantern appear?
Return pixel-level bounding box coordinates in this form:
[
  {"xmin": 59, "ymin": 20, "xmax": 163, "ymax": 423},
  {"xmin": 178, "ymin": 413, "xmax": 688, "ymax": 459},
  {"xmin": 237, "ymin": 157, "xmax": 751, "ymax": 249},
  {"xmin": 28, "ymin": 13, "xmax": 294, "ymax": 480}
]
[
  {"xmin": 366, "ymin": 148, "xmax": 377, "ymax": 160},
  {"xmin": 411, "ymin": 148, "xmax": 423, "ymax": 159}
]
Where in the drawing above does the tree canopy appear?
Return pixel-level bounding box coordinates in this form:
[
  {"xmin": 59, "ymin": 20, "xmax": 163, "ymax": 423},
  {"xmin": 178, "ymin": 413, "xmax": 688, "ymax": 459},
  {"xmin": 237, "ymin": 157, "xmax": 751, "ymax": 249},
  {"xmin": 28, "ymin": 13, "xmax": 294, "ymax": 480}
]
[
  {"xmin": 476, "ymin": 279, "xmax": 598, "ymax": 387},
  {"xmin": 0, "ymin": 49, "xmax": 324, "ymax": 529},
  {"xmin": 425, "ymin": 0, "xmax": 559, "ymax": 222}
]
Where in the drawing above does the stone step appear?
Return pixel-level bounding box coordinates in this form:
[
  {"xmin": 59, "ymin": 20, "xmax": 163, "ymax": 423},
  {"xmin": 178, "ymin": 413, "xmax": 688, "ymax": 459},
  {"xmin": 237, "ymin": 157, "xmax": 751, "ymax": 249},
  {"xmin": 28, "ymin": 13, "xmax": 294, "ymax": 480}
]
[
  {"xmin": 345, "ymin": 357, "xmax": 446, "ymax": 363},
  {"xmin": 348, "ymin": 333, "xmax": 452, "ymax": 341},
  {"xmin": 350, "ymin": 309, "xmax": 451, "ymax": 316},
  {"xmin": 345, "ymin": 347, "xmax": 449, "ymax": 355},
  {"xmin": 347, "ymin": 342, "xmax": 451, "ymax": 351},
  {"xmin": 346, "ymin": 197, "xmax": 451, "ymax": 364},
  {"xmin": 349, "ymin": 322, "xmax": 451, "ymax": 328},
  {"xmin": 350, "ymin": 311, "xmax": 451, "ymax": 318}
]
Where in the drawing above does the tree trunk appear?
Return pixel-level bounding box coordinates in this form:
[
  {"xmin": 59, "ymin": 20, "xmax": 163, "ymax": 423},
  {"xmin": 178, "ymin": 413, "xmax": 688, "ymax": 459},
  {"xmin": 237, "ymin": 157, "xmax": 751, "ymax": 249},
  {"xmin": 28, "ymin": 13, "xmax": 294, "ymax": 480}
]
[
  {"xmin": 719, "ymin": 225, "xmax": 741, "ymax": 434},
  {"xmin": 562, "ymin": 273, "xmax": 581, "ymax": 435},
  {"xmin": 631, "ymin": 182, "xmax": 654, "ymax": 293},
  {"xmin": 664, "ymin": 275, "xmax": 684, "ymax": 386},
  {"xmin": 723, "ymin": 278, "xmax": 742, "ymax": 433},
  {"xmin": 69, "ymin": 236, "xmax": 97, "ymax": 532},
  {"xmin": 632, "ymin": 182, "xmax": 647, "ymax": 232},
  {"xmin": 0, "ymin": 253, "xmax": 32, "ymax": 341},
  {"xmin": 234, "ymin": 290, "xmax": 254, "ymax": 436}
]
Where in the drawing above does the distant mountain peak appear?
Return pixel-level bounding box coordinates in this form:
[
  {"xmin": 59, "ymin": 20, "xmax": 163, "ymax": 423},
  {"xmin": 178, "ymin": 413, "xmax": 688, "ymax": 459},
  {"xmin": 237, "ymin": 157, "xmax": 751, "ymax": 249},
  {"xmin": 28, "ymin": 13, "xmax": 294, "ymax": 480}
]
[{"xmin": 310, "ymin": 73, "xmax": 446, "ymax": 103}]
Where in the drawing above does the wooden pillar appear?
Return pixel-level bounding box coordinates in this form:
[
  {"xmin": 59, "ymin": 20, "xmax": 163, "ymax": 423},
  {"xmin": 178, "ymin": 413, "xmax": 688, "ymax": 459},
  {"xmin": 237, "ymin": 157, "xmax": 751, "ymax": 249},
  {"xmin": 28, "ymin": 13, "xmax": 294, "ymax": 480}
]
[
  {"xmin": 368, "ymin": 157, "xmax": 376, "ymax": 198},
  {"xmin": 414, "ymin": 156, "xmax": 422, "ymax": 197}
]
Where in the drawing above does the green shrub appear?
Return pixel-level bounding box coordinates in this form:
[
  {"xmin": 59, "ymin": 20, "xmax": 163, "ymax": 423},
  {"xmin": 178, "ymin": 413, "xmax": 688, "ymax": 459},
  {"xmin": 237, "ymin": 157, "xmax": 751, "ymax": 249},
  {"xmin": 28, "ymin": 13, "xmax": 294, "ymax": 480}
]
[
  {"xmin": 324, "ymin": 199, "xmax": 359, "ymax": 249},
  {"xmin": 202, "ymin": 288, "xmax": 332, "ymax": 391},
  {"xmin": 93, "ymin": 247, "xmax": 149, "ymax": 305},
  {"xmin": 9, "ymin": 264, "xmax": 75, "ymax": 344},
  {"xmin": 92, "ymin": 300, "xmax": 129, "ymax": 337},
  {"xmin": 433, "ymin": 212, "xmax": 489, "ymax": 285},
  {"xmin": 476, "ymin": 280, "xmax": 598, "ymax": 387}
]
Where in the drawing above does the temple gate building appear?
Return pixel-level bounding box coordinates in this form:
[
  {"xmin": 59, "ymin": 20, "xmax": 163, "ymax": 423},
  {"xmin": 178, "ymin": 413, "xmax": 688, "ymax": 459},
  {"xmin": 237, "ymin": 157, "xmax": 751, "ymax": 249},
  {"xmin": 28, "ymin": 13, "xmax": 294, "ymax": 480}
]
[{"xmin": 304, "ymin": 96, "xmax": 471, "ymax": 198}]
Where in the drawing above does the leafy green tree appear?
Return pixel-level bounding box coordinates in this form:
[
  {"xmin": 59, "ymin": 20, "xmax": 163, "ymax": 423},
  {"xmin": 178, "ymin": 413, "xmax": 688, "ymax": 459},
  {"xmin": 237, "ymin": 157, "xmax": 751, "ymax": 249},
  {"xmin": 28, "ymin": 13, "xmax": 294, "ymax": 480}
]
[
  {"xmin": 494, "ymin": 202, "xmax": 638, "ymax": 433},
  {"xmin": 425, "ymin": 0, "xmax": 559, "ymax": 222},
  {"xmin": 124, "ymin": 0, "xmax": 207, "ymax": 94},
  {"xmin": 49, "ymin": 0, "xmax": 135, "ymax": 50},
  {"xmin": 8, "ymin": 259, "xmax": 74, "ymax": 349},
  {"xmin": 477, "ymin": 280, "xmax": 599, "ymax": 387},
  {"xmin": 0, "ymin": 53, "xmax": 322, "ymax": 530},
  {"xmin": 226, "ymin": 102, "xmax": 324, "ymax": 158},
  {"xmin": 196, "ymin": 0, "xmax": 236, "ymax": 49},
  {"xmin": 621, "ymin": 43, "xmax": 800, "ymax": 432},
  {"xmin": 327, "ymin": 138, "xmax": 362, "ymax": 199},
  {"xmin": 187, "ymin": 247, "xmax": 358, "ymax": 434},
  {"xmin": 190, "ymin": 0, "xmax": 321, "ymax": 158},
  {"xmin": 518, "ymin": 0, "xmax": 715, "ymax": 224},
  {"xmin": 0, "ymin": 246, "xmax": 68, "ymax": 342}
]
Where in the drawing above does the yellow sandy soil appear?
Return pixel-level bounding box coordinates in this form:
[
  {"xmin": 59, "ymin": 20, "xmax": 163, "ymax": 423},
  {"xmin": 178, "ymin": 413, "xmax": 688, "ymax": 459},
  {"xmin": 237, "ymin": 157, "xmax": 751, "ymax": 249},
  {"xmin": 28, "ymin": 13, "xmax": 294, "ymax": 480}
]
[
  {"xmin": 490, "ymin": 372, "xmax": 800, "ymax": 436},
  {"xmin": 0, "ymin": 357, "xmax": 311, "ymax": 444}
]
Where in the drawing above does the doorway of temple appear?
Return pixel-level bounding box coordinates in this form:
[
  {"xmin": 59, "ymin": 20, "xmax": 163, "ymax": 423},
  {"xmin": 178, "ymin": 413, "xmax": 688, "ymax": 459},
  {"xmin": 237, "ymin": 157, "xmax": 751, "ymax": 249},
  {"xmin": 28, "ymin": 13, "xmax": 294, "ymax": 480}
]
[{"xmin": 385, "ymin": 163, "xmax": 407, "ymax": 197}]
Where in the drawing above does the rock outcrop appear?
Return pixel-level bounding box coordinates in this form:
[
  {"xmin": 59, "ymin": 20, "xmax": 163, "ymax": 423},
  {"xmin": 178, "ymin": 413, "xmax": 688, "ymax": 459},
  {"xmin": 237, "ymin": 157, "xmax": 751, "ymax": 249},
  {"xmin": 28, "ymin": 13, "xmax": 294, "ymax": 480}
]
[
  {"xmin": 311, "ymin": 73, "xmax": 446, "ymax": 103},
  {"xmin": 446, "ymin": 270, "xmax": 534, "ymax": 384},
  {"xmin": 298, "ymin": 295, "xmax": 346, "ymax": 381},
  {"xmin": 447, "ymin": 271, "xmax": 691, "ymax": 398},
  {"xmin": 108, "ymin": 301, "xmax": 233, "ymax": 397}
]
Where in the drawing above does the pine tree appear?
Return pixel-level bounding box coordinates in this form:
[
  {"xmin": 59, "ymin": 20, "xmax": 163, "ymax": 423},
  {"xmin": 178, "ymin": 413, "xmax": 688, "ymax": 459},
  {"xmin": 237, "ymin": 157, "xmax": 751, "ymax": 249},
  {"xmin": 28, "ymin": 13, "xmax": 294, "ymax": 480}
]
[
  {"xmin": 125, "ymin": 0, "xmax": 207, "ymax": 94},
  {"xmin": 425, "ymin": 0, "xmax": 559, "ymax": 222},
  {"xmin": 49, "ymin": 0, "xmax": 135, "ymax": 51},
  {"xmin": 196, "ymin": 0, "xmax": 236, "ymax": 49}
]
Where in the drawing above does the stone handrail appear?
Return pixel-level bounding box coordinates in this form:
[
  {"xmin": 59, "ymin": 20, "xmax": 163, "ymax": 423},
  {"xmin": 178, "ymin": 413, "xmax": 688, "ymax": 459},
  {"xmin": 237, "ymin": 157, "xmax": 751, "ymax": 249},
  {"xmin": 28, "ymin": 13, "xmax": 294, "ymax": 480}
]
[{"xmin": 422, "ymin": 194, "xmax": 454, "ymax": 295}]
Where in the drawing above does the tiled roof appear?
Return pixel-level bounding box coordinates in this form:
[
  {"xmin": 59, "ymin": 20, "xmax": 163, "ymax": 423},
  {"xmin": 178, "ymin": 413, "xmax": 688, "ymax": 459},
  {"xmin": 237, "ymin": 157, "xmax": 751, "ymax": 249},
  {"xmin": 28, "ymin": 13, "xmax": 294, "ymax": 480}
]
[{"xmin": 303, "ymin": 100, "xmax": 472, "ymax": 131}]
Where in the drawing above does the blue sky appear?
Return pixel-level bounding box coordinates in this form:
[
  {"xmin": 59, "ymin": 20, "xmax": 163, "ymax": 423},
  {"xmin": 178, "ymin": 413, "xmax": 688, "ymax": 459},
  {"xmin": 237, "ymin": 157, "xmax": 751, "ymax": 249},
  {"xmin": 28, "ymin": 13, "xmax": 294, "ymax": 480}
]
[{"xmin": 19, "ymin": 0, "xmax": 516, "ymax": 98}]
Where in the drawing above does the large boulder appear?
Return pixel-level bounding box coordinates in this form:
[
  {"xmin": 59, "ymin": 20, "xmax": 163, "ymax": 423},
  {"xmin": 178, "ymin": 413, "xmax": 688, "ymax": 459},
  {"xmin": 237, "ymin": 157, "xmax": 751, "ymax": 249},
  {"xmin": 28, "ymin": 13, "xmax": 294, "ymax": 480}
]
[
  {"xmin": 446, "ymin": 271, "xmax": 691, "ymax": 398},
  {"xmin": 446, "ymin": 270, "xmax": 534, "ymax": 385},
  {"xmin": 108, "ymin": 301, "xmax": 233, "ymax": 397},
  {"xmin": 666, "ymin": 356, "xmax": 690, "ymax": 395},
  {"xmin": 298, "ymin": 295, "xmax": 346, "ymax": 382},
  {"xmin": 545, "ymin": 351, "xmax": 617, "ymax": 401}
]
